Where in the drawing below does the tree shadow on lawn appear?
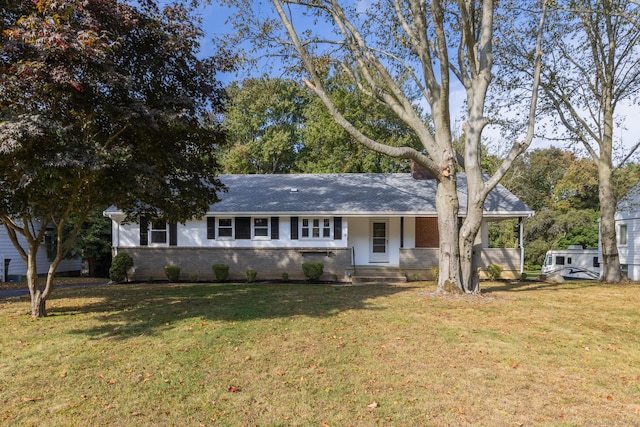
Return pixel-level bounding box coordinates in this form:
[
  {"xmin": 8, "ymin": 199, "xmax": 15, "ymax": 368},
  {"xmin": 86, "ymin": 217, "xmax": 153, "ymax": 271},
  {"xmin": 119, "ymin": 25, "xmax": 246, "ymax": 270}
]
[
  {"xmin": 48, "ymin": 282, "xmax": 419, "ymax": 339},
  {"xmin": 481, "ymin": 279, "xmax": 610, "ymax": 294}
]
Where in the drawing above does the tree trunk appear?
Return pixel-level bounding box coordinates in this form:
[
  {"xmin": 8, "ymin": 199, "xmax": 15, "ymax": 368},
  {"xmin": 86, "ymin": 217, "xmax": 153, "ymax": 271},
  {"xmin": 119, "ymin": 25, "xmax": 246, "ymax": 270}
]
[
  {"xmin": 459, "ymin": 206, "xmax": 483, "ymax": 293},
  {"xmin": 435, "ymin": 177, "xmax": 463, "ymax": 293},
  {"xmin": 599, "ymin": 156, "xmax": 622, "ymax": 282},
  {"xmin": 598, "ymin": 79, "xmax": 622, "ymax": 283},
  {"xmin": 26, "ymin": 254, "xmax": 47, "ymax": 318}
]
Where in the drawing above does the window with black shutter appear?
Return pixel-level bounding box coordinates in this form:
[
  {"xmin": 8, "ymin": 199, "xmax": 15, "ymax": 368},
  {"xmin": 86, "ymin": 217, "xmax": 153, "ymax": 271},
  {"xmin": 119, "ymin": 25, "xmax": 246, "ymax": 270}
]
[
  {"xmin": 333, "ymin": 217, "xmax": 342, "ymax": 240},
  {"xmin": 290, "ymin": 216, "xmax": 299, "ymax": 240},
  {"xmin": 206, "ymin": 217, "xmax": 215, "ymax": 239},
  {"xmin": 140, "ymin": 218, "xmax": 148, "ymax": 246},
  {"xmin": 235, "ymin": 217, "xmax": 251, "ymax": 239},
  {"xmin": 271, "ymin": 217, "xmax": 279, "ymax": 240},
  {"xmin": 169, "ymin": 223, "xmax": 177, "ymax": 246}
]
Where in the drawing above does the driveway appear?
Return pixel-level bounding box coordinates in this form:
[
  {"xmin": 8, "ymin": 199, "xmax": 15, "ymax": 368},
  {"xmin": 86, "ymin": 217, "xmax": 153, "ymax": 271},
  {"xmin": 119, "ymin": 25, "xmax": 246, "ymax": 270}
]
[{"xmin": 0, "ymin": 281, "xmax": 110, "ymax": 299}]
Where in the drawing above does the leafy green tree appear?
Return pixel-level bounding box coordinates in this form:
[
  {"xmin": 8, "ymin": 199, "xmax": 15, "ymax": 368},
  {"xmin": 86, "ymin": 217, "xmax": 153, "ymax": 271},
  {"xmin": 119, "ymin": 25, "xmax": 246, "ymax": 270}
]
[
  {"xmin": 553, "ymin": 158, "xmax": 599, "ymax": 211},
  {"xmin": 221, "ymin": 77, "xmax": 308, "ymax": 174},
  {"xmin": 298, "ymin": 75, "xmax": 423, "ymax": 173},
  {"xmin": 74, "ymin": 209, "xmax": 113, "ymax": 277},
  {"xmin": 0, "ymin": 0, "xmax": 230, "ymax": 317},
  {"xmin": 523, "ymin": 209, "xmax": 599, "ymax": 267},
  {"xmin": 502, "ymin": 148, "xmax": 576, "ymax": 211}
]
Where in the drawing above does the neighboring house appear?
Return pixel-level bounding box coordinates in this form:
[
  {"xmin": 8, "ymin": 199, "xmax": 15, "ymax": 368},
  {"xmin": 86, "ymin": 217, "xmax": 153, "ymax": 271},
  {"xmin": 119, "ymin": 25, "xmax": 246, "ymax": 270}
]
[
  {"xmin": 104, "ymin": 164, "xmax": 533, "ymax": 282},
  {"xmin": 609, "ymin": 182, "xmax": 640, "ymax": 280},
  {"xmin": 0, "ymin": 224, "xmax": 82, "ymax": 282}
]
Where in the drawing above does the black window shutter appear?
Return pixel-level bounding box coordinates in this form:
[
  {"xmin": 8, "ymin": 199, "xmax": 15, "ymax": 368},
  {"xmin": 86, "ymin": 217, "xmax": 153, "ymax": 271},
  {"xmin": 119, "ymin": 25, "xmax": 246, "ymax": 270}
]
[
  {"xmin": 140, "ymin": 218, "xmax": 148, "ymax": 246},
  {"xmin": 290, "ymin": 216, "xmax": 298, "ymax": 240},
  {"xmin": 271, "ymin": 217, "xmax": 279, "ymax": 240},
  {"xmin": 169, "ymin": 223, "xmax": 177, "ymax": 246},
  {"xmin": 333, "ymin": 217, "xmax": 342, "ymax": 240},
  {"xmin": 207, "ymin": 217, "xmax": 215, "ymax": 239},
  {"xmin": 235, "ymin": 217, "xmax": 251, "ymax": 239}
]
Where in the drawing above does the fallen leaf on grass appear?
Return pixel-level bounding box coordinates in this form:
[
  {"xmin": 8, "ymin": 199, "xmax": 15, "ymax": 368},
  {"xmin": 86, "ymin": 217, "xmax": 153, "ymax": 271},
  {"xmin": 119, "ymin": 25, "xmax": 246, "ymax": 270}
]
[
  {"xmin": 367, "ymin": 402, "xmax": 379, "ymax": 409},
  {"xmin": 23, "ymin": 397, "xmax": 41, "ymax": 402},
  {"xmin": 227, "ymin": 386, "xmax": 240, "ymax": 392}
]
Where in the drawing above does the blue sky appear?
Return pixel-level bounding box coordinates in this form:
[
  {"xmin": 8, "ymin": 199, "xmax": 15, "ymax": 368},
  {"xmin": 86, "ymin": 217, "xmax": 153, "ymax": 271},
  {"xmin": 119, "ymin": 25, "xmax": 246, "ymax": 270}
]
[{"xmin": 196, "ymin": 2, "xmax": 639, "ymax": 156}]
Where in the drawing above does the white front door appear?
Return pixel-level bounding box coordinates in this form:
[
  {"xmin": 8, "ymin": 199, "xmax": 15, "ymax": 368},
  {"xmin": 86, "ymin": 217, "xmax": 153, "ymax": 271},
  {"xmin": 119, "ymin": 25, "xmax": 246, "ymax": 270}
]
[{"xmin": 370, "ymin": 220, "xmax": 389, "ymax": 263}]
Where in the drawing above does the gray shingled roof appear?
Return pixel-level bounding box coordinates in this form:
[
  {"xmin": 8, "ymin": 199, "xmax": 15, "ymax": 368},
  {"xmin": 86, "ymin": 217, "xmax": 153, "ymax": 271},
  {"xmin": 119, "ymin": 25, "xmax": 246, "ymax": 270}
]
[
  {"xmin": 617, "ymin": 182, "xmax": 640, "ymax": 213},
  {"xmin": 207, "ymin": 173, "xmax": 532, "ymax": 217}
]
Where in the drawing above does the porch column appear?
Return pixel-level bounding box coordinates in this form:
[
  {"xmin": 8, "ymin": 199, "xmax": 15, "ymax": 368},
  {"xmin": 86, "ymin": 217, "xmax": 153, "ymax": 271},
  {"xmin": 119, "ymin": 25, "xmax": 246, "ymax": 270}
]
[{"xmin": 519, "ymin": 217, "xmax": 524, "ymax": 273}]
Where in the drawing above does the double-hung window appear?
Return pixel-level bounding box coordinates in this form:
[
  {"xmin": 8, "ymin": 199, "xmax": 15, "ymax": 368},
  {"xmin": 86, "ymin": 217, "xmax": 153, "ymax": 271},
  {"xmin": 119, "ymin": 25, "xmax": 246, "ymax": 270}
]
[
  {"xmin": 301, "ymin": 218, "xmax": 332, "ymax": 239},
  {"xmin": 218, "ymin": 218, "xmax": 233, "ymax": 238},
  {"xmin": 253, "ymin": 218, "xmax": 269, "ymax": 238},
  {"xmin": 618, "ymin": 224, "xmax": 628, "ymax": 245},
  {"xmin": 150, "ymin": 220, "xmax": 167, "ymax": 244}
]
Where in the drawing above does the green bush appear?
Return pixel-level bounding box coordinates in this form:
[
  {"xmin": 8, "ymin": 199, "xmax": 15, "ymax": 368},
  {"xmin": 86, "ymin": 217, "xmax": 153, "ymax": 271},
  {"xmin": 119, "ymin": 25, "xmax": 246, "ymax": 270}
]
[
  {"xmin": 302, "ymin": 262, "xmax": 324, "ymax": 281},
  {"xmin": 189, "ymin": 272, "xmax": 199, "ymax": 282},
  {"xmin": 164, "ymin": 265, "xmax": 181, "ymax": 282},
  {"xmin": 246, "ymin": 269, "xmax": 257, "ymax": 283},
  {"xmin": 486, "ymin": 263, "xmax": 504, "ymax": 280},
  {"xmin": 212, "ymin": 264, "xmax": 229, "ymax": 281},
  {"xmin": 109, "ymin": 252, "xmax": 134, "ymax": 283},
  {"xmin": 281, "ymin": 272, "xmax": 289, "ymax": 282}
]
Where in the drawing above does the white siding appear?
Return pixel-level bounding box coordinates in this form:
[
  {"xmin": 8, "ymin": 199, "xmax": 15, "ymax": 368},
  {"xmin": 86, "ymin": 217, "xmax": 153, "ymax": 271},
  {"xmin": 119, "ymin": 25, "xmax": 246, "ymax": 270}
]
[
  {"xmin": 1, "ymin": 230, "xmax": 81, "ymax": 278},
  {"xmin": 112, "ymin": 217, "xmax": 350, "ymax": 250},
  {"xmin": 614, "ymin": 216, "xmax": 640, "ymax": 280},
  {"xmin": 347, "ymin": 217, "xmax": 402, "ymax": 266}
]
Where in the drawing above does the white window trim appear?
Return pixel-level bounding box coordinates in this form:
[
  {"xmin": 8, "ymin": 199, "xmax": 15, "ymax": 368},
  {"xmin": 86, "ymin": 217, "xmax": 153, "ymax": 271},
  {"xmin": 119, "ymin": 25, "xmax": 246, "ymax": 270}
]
[
  {"xmin": 217, "ymin": 218, "xmax": 234, "ymax": 240},
  {"xmin": 300, "ymin": 217, "xmax": 333, "ymax": 240},
  {"xmin": 252, "ymin": 217, "xmax": 270, "ymax": 240},
  {"xmin": 618, "ymin": 223, "xmax": 628, "ymax": 246},
  {"xmin": 150, "ymin": 220, "xmax": 168, "ymax": 246}
]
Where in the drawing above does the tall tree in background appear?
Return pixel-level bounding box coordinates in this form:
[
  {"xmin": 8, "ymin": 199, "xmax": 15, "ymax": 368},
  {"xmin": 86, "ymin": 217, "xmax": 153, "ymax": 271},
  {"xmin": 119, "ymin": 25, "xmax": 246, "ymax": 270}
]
[
  {"xmin": 224, "ymin": 0, "xmax": 547, "ymax": 293},
  {"xmin": 222, "ymin": 77, "xmax": 308, "ymax": 173},
  {"xmin": 502, "ymin": 0, "xmax": 640, "ymax": 282},
  {"xmin": 298, "ymin": 73, "xmax": 423, "ymax": 173},
  {"xmin": 222, "ymin": 76, "xmax": 422, "ymax": 174},
  {"xmin": 498, "ymin": 148, "xmax": 639, "ymax": 268},
  {"xmin": 0, "ymin": 0, "xmax": 231, "ymax": 317}
]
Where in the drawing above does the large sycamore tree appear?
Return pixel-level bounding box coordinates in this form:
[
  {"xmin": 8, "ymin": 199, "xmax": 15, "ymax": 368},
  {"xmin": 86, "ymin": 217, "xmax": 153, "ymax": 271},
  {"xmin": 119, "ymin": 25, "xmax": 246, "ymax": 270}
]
[
  {"xmin": 537, "ymin": 0, "xmax": 640, "ymax": 282},
  {"xmin": 0, "ymin": 0, "xmax": 230, "ymax": 317},
  {"xmin": 224, "ymin": 0, "xmax": 546, "ymax": 292},
  {"xmin": 497, "ymin": 1, "xmax": 640, "ymax": 282}
]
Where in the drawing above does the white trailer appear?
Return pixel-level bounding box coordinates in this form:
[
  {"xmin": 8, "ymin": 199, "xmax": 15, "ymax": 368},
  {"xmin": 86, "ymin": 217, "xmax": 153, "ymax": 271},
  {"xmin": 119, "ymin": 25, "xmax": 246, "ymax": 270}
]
[{"xmin": 542, "ymin": 246, "xmax": 600, "ymax": 280}]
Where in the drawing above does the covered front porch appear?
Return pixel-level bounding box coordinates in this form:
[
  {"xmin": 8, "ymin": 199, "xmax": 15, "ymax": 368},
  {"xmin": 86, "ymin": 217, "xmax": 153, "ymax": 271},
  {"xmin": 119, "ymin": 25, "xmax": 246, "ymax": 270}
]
[{"xmin": 346, "ymin": 248, "xmax": 523, "ymax": 283}]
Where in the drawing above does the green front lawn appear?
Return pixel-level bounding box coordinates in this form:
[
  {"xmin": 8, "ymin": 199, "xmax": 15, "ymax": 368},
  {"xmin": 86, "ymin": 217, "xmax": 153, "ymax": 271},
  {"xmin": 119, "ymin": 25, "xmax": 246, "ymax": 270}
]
[{"xmin": 1, "ymin": 280, "xmax": 639, "ymax": 425}]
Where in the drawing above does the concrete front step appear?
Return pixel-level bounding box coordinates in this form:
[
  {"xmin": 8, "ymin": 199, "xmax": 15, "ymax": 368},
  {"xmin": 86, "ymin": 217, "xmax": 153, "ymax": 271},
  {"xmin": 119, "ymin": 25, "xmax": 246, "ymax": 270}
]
[{"xmin": 349, "ymin": 267, "xmax": 407, "ymax": 284}]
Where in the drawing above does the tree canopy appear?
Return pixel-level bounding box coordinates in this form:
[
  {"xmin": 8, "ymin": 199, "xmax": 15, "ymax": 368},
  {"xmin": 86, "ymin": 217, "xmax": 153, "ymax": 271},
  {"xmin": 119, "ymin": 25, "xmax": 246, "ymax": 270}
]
[
  {"xmin": 0, "ymin": 0, "xmax": 232, "ymax": 317},
  {"xmin": 494, "ymin": 0, "xmax": 640, "ymax": 281},
  {"xmin": 220, "ymin": 76, "xmax": 423, "ymax": 174}
]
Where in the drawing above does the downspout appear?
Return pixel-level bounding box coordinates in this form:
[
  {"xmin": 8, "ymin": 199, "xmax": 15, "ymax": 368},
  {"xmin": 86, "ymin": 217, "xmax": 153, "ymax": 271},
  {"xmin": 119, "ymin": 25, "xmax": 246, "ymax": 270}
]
[{"xmin": 114, "ymin": 217, "xmax": 120, "ymax": 256}]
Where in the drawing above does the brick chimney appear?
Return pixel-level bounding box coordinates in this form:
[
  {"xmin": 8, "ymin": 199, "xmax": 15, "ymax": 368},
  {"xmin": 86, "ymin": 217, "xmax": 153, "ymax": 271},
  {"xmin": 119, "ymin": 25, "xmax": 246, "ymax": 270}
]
[{"xmin": 411, "ymin": 160, "xmax": 436, "ymax": 180}]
